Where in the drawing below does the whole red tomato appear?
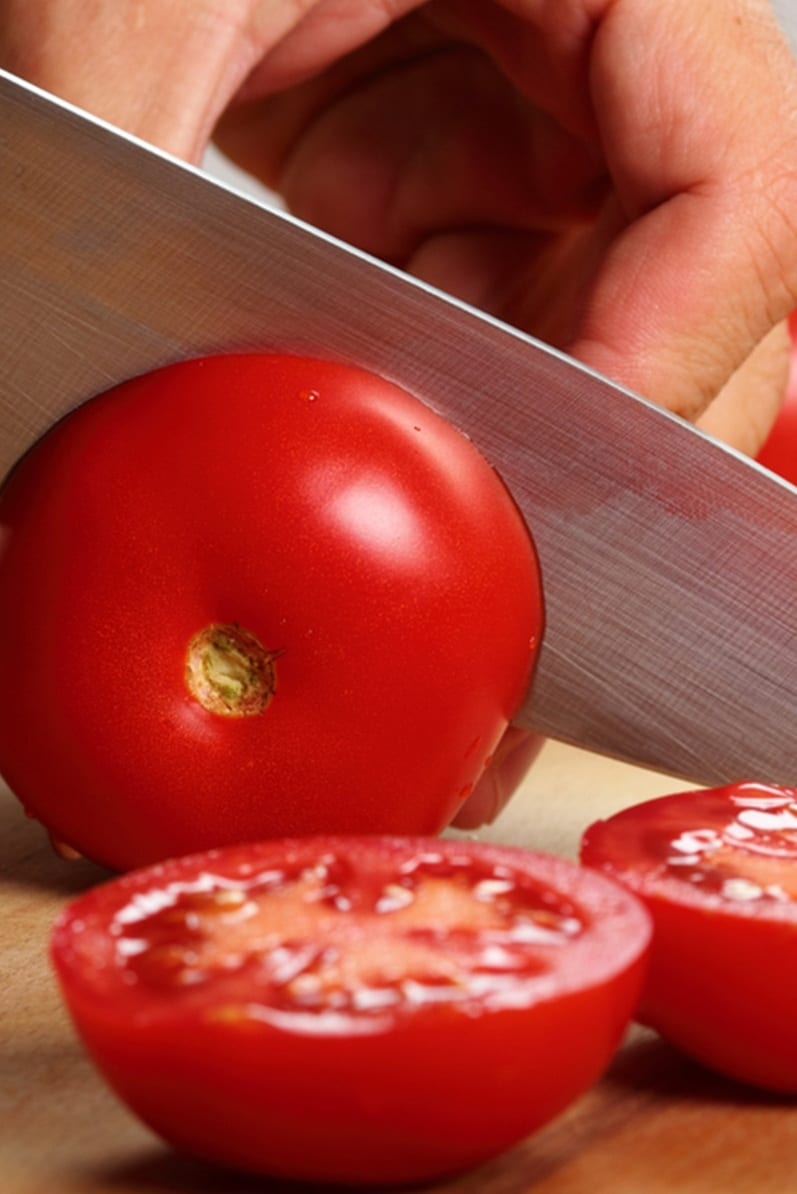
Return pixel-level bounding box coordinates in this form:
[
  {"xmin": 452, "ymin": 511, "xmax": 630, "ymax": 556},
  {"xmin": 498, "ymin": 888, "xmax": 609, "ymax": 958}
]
[
  {"xmin": 581, "ymin": 782, "xmax": 797, "ymax": 1092},
  {"xmin": 0, "ymin": 354, "xmax": 542, "ymax": 870},
  {"xmin": 51, "ymin": 835, "xmax": 651, "ymax": 1185}
]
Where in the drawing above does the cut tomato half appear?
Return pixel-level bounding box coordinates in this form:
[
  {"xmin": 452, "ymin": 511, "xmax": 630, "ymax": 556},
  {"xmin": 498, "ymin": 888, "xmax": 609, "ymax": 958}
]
[
  {"xmin": 581, "ymin": 781, "xmax": 797, "ymax": 1092},
  {"xmin": 52, "ymin": 835, "xmax": 650, "ymax": 1184}
]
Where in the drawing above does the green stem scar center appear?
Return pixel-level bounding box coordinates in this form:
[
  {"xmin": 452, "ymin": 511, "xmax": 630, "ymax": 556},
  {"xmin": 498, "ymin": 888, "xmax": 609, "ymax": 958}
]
[{"xmin": 185, "ymin": 624, "xmax": 276, "ymax": 717}]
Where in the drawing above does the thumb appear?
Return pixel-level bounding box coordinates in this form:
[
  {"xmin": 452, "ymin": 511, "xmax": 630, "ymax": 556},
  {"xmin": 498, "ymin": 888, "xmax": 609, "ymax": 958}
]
[{"xmin": 0, "ymin": 0, "xmax": 263, "ymax": 160}]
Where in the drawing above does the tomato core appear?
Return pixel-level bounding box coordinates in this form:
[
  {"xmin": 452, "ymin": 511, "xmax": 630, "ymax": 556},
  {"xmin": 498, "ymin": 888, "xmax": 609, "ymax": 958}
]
[
  {"xmin": 111, "ymin": 850, "xmax": 583, "ymax": 1016},
  {"xmin": 184, "ymin": 623, "xmax": 276, "ymax": 716}
]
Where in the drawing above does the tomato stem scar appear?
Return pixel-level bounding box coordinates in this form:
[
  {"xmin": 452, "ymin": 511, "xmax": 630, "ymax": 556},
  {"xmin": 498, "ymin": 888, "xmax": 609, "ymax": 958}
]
[{"xmin": 185, "ymin": 624, "xmax": 276, "ymax": 716}]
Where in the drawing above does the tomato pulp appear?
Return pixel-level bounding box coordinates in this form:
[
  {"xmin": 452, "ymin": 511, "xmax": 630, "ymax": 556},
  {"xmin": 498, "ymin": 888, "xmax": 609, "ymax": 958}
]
[
  {"xmin": 51, "ymin": 836, "xmax": 651, "ymax": 1184},
  {"xmin": 0, "ymin": 354, "xmax": 543, "ymax": 869},
  {"xmin": 581, "ymin": 782, "xmax": 797, "ymax": 1092}
]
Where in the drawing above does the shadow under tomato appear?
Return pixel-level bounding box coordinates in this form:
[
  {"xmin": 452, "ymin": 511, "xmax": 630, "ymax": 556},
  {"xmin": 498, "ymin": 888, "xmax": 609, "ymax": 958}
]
[
  {"xmin": 0, "ymin": 785, "xmax": 108, "ymax": 896},
  {"xmin": 85, "ymin": 1147, "xmax": 456, "ymax": 1194},
  {"xmin": 605, "ymin": 1028, "xmax": 794, "ymax": 1109}
]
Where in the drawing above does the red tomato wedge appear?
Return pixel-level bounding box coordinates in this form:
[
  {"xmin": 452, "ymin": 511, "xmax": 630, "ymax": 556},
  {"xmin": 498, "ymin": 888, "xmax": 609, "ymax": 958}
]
[
  {"xmin": 580, "ymin": 782, "xmax": 797, "ymax": 1092},
  {"xmin": 51, "ymin": 836, "xmax": 651, "ymax": 1185},
  {"xmin": 0, "ymin": 354, "xmax": 543, "ymax": 870}
]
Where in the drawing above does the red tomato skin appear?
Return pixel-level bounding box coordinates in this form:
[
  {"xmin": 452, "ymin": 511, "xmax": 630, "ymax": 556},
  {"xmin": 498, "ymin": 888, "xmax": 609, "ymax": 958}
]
[
  {"xmin": 580, "ymin": 784, "xmax": 797, "ymax": 1093},
  {"xmin": 0, "ymin": 355, "xmax": 543, "ymax": 870},
  {"xmin": 51, "ymin": 836, "xmax": 651, "ymax": 1185},
  {"xmin": 629, "ymin": 896, "xmax": 795, "ymax": 1092}
]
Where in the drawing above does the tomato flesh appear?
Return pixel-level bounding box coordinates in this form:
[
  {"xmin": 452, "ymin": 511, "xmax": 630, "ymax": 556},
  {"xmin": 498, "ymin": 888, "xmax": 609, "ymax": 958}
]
[
  {"xmin": 580, "ymin": 782, "xmax": 797, "ymax": 1092},
  {"xmin": 52, "ymin": 836, "xmax": 651, "ymax": 1184},
  {"xmin": 0, "ymin": 354, "xmax": 543, "ymax": 869}
]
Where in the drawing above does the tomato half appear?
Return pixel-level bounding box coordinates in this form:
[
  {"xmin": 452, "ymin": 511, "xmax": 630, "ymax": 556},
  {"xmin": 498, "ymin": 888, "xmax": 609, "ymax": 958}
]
[
  {"xmin": 0, "ymin": 354, "xmax": 542, "ymax": 870},
  {"xmin": 51, "ymin": 835, "xmax": 651, "ymax": 1185},
  {"xmin": 580, "ymin": 782, "xmax": 797, "ymax": 1092}
]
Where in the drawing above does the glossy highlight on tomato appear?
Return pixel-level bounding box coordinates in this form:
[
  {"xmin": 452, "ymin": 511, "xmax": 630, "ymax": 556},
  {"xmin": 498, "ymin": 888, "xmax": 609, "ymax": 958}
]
[
  {"xmin": 580, "ymin": 782, "xmax": 797, "ymax": 1092},
  {"xmin": 0, "ymin": 354, "xmax": 543, "ymax": 870},
  {"xmin": 51, "ymin": 835, "xmax": 651, "ymax": 1185}
]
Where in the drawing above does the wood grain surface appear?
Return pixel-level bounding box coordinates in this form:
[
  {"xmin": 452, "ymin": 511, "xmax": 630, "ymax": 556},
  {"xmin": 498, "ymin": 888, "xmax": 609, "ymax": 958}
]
[{"xmin": 3, "ymin": 741, "xmax": 796, "ymax": 1194}]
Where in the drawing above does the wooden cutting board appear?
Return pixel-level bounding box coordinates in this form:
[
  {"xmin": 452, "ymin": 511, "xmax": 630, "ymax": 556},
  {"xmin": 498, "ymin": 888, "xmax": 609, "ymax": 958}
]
[{"xmin": 3, "ymin": 741, "xmax": 796, "ymax": 1194}]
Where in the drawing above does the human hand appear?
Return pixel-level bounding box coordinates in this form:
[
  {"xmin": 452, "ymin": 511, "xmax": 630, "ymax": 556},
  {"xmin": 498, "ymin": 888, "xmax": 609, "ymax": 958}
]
[
  {"xmin": 4, "ymin": 0, "xmax": 795, "ymax": 441},
  {"xmin": 3, "ymin": 0, "xmax": 797, "ymax": 823}
]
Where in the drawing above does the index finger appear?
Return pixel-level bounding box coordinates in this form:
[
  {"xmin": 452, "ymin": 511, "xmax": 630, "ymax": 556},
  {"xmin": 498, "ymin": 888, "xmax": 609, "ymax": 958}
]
[
  {"xmin": 445, "ymin": 0, "xmax": 797, "ymax": 419},
  {"xmin": 573, "ymin": 0, "xmax": 797, "ymax": 419}
]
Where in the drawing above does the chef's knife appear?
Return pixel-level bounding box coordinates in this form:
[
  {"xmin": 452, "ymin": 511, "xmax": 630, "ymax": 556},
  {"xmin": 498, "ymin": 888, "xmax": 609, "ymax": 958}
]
[{"xmin": 1, "ymin": 67, "xmax": 796, "ymax": 786}]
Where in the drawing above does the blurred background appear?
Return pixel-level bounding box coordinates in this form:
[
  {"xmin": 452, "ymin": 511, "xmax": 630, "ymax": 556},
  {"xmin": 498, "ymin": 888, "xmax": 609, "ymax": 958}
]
[{"xmin": 774, "ymin": 0, "xmax": 795, "ymax": 46}]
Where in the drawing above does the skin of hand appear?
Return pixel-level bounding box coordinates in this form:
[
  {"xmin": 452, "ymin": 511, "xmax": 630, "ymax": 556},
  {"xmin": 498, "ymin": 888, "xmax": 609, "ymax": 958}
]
[{"xmin": 2, "ymin": 0, "xmax": 797, "ymax": 826}]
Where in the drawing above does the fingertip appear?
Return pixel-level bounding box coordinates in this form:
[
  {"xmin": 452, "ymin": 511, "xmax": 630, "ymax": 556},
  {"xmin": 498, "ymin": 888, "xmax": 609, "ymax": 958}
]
[{"xmin": 451, "ymin": 728, "xmax": 545, "ymax": 830}]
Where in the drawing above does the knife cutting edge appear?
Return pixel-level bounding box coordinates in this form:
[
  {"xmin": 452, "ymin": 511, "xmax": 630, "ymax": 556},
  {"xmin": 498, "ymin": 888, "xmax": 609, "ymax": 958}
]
[{"xmin": 1, "ymin": 66, "xmax": 797, "ymax": 786}]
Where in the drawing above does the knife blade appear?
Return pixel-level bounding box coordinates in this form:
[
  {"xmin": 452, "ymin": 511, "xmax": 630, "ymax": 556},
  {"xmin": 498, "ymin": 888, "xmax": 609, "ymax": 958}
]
[{"xmin": 2, "ymin": 67, "xmax": 796, "ymax": 787}]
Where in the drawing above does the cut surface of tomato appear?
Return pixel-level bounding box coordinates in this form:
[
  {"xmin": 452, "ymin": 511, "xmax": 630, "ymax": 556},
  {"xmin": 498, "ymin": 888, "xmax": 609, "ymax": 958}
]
[
  {"xmin": 52, "ymin": 836, "xmax": 651, "ymax": 1185},
  {"xmin": 580, "ymin": 782, "xmax": 797, "ymax": 1092}
]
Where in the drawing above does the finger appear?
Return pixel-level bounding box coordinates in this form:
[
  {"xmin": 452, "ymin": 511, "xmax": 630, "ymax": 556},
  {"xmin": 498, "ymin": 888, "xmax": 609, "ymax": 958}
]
[
  {"xmin": 214, "ymin": 15, "xmax": 447, "ymax": 187},
  {"xmin": 0, "ymin": 0, "xmax": 260, "ymax": 158},
  {"xmin": 695, "ymin": 320, "xmax": 791, "ymax": 455},
  {"xmin": 436, "ymin": 0, "xmax": 797, "ymax": 422},
  {"xmin": 564, "ymin": 0, "xmax": 797, "ymax": 420},
  {"xmin": 235, "ymin": 0, "xmax": 424, "ymax": 98},
  {"xmin": 0, "ymin": 0, "xmax": 422, "ymax": 160},
  {"xmin": 451, "ymin": 727, "xmax": 545, "ymax": 829},
  {"xmin": 216, "ymin": 33, "xmax": 607, "ymax": 263}
]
